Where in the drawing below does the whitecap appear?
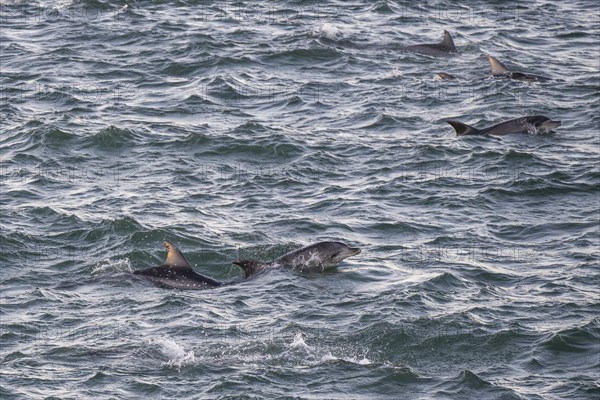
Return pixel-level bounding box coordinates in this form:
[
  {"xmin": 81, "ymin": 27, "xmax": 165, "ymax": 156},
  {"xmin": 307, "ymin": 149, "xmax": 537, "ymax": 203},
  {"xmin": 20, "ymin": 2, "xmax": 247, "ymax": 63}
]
[
  {"xmin": 148, "ymin": 335, "xmax": 196, "ymax": 369},
  {"xmin": 91, "ymin": 258, "xmax": 132, "ymax": 274}
]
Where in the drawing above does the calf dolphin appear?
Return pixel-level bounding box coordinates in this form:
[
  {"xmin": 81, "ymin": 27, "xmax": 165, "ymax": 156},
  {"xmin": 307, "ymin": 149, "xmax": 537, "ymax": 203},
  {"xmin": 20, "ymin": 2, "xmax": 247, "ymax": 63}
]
[
  {"xmin": 487, "ymin": 55, "xmax": 550, "ymax": 82},
  {"xmin": 133, "ymin": 240, "xmax": 233, "ymax": 289},
  {"xmin": 447, "ymin": 115, "xmax": 561, "ymax": 136},
  {"xmin": 402, "ymin": 30, "xmax": 457, "ymax": 56},
  {"xmin": 233, "ymin": 241, "xmax": 361, "ymax": 276}
]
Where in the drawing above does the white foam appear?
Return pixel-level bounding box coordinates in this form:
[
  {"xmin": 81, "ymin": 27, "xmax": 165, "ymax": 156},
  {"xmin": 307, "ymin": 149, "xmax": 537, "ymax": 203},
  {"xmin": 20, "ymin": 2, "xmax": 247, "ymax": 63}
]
[
  {"xmin": 289, "ymin": 332, "xmax": 311, "ymax": 353},
  {"xmin": 356, "ymin": 356, "xmax": 372, "ymax": 365},
  {"xmin": 320, "ymin": 352, "xmax": 372, "ymax": 365},
  {"xmin": 149, "ymin": 335, "xmax": 196, "ymax": 368},
  {"xmin": 91, "ymin": 258, "xmax": 132, "ymax": 274},
  {"xmin": 309, "ymin": 23, "xmax": 341, "ymax": 40},
  {"xmin": 320, "ymin": 351, "xmax": 337, "ymax": 362}
]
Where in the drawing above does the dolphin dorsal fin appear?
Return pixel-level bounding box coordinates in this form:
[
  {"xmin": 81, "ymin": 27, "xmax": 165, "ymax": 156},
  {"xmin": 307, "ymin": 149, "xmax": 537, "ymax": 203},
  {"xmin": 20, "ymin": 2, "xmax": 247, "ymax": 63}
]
[
  {"xmin": 447, "ymin": 120, "xmax": 479, "ymax": 136},
  {"xmin": 441, "ymin": 30, "xmax": 456, "ymax": 51},
  {"xmin": 487, "ymin": 55, "xmax": 511, "ymax": 74},
  {"xmin": 163, "ymin": 240, "xmax": 191, "ymax": 268}
]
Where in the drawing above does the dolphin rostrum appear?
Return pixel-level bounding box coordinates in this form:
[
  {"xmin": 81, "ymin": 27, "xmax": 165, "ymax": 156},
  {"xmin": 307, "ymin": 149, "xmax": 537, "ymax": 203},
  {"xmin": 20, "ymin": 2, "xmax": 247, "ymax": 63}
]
[
  {"xmin": 447, "ymin": 115, "xmax": 561, "ymax": 136},
  {"xmin": 133, "ymin": 240, "xmax": 240, "ymax": 289},
  {"xmin": 233, "ymin": 241, "xmax": 361, "ymax": 276},
  {"xmin": 487, "ymin": 55, "xmax": 551, "ymax": 82}
]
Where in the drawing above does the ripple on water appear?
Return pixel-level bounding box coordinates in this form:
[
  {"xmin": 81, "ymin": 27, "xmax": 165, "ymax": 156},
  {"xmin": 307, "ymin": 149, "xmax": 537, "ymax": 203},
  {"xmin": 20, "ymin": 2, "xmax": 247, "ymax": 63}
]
[{"xmin": 1, "ymin": 1, "xmax": 598, "ymax": 399}]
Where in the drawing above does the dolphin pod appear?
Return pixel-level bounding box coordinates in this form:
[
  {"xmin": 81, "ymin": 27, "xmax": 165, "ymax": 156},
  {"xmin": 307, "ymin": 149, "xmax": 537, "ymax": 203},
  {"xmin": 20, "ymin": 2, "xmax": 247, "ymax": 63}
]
[
  {"xmin": 133, "ymin": 240, "xmax": 362, "ymax": 289},
  {"xmin": 330, "ymin": 29, "xmax": 556, "ymax": 84},
  {"xmin": 394, "ymin": 31, "xmax": 560, "ymax": 135},
  {"xmin": 130, "ymin": 30, "xmax": 561, "ymax": 291}
]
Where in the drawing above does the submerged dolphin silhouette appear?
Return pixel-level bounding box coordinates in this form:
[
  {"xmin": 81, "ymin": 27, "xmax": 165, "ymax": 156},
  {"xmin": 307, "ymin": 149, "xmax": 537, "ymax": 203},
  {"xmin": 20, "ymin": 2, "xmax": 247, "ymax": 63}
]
[
  {"xmin": 133, "ymin": 240, "xmax": 239, "ymax": 289},
  {"xmin": 232, "ymin": 241, "xmax": 361, "ymax": 276},
  {"xmin": 447, "ymin": 115, "xmax": 561, "ymax": 136}
]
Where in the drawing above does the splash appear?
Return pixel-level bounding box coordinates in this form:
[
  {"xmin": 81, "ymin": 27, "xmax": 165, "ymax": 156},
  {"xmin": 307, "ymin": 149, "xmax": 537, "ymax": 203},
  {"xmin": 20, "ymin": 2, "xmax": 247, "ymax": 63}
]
[
  {"xmin": 309, "ymin": 23, "xmax": 341, "ymax": 40},
  {"xmin": 289, "ymin": 332, "xmax": 312, "ymax": 353},
  {"xmin": 286, "ymin": 333, "xmax": 372, "ymax": 366},
  {"xmin": 321, "ymin": 352, "xmax": 372, "ymax": 365},
  {"xmin": 91, "ymin": 258, "xmax": 132, "ymax": 274},
  {"xmin": 148, "ymin": 335, "xmax": 196, "ymax": 369}
]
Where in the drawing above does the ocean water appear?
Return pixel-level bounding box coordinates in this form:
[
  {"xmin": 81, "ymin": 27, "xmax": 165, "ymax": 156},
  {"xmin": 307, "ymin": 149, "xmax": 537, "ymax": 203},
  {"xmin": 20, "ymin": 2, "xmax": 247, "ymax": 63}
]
[{"xmin": 1, "ymin": 1, "xmax": 599, "ymax": 399}]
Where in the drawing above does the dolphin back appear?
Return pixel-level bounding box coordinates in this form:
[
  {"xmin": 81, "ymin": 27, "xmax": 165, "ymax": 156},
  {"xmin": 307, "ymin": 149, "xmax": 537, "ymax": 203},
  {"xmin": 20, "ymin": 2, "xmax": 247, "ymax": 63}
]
[
  {"xmin": 447, "ymin": 120, "xmax": 479, "ymax": 136},
  {"xmin": 488, "ymin": 55, "xmax": 511, "ymax": 75},
  {"xmin": 440, "ymin": 30, "xmax": 456, "ymax": 51}
]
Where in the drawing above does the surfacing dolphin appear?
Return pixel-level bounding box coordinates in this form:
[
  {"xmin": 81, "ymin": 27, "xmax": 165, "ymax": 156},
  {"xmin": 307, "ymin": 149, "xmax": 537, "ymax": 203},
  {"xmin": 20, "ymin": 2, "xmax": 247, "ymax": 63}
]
[
  {"xmin": 232, "ymin": 241, "xmax": 361, "ymax": 276},
  {"xmin": 402, "ymin": 30, "xmax": 457, "ymax": 56},
  {"xmin": 322, "ymin": 30, "xmax": 456, "ymax": 55},
  {"xmin": 435, "ymin": 72, "xmax": 457, "ymax": 80},
  {"xmin": 487, "ymin": 55, "xmax": 551, "ymax": 82},
  {"xmin": 447, "ymin": 115, "xmax": 561, "ymax": 136},
  {"xmin": 133, "ymin": 240, "xmax": 238, "ymax": 289}
]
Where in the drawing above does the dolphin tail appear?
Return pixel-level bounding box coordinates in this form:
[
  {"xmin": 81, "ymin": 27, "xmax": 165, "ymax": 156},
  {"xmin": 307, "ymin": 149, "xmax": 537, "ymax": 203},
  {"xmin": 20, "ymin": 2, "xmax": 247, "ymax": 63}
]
[
  {"xmin": 447, "ymin": 120, "xmax": 479, "ymax": 136},
  {"xmin": 441, "ymin": 30, "xmax": 456, "ymax": 51},
  {"xmin": 487, "ymin": 55, "xmax": 511, "ymax": 75}
]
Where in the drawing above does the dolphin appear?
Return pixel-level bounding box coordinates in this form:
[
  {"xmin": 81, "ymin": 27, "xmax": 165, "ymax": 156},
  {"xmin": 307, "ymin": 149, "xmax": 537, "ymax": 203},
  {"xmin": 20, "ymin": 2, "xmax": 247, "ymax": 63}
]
[
  {"xmin": 447, "ymin": 115, "xmax": 561, "ymax": 136},
  {"xmin": 402, "ymin": 30, "xmax": 457, "ymax": 56},
  {"xmin": 133, "ymin": 240, "xmax": 236, "ymax": 289},
  {"xmin": 320, "ymin": 30, "xmax": 456, "ymax": 55},
  {"xmin": 232, "ymin": 241, "xmax": 361, "ymax": 276},
  {"xmin": 487, "ymin": 55, "xmax": 550, "ymax": 82},
  {"xmin": 435, "ymin": 72, "xmax": 457, "ymax": 80}
]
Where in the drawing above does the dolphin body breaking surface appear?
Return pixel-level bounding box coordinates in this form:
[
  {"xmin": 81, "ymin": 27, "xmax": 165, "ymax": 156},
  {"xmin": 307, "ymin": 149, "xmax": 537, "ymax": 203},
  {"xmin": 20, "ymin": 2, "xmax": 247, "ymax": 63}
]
[
  {"xmin": 233, "ymin": 241, "xmax": 361, "ymax": 276},
  {"xmin": 133, "ymin": 240, "xmax": 237, "ymax": 290},
  {"xmin": 447, "ymin": 116, "xmax": 562, "ymax": 136},
  {"xmin": 321, "ymin": 30, "xmax": 456, "ymax": 56},
  {"xmin": 487, "ymin": 55, "xmax": 551, "ymax": 82},
  {"xmin": 401, "ymin": 30, "xmax": 457, "ymax": 56},
  {"xmin": 435, "ymin": 72, "xmax": 457, "ymax": 80}
]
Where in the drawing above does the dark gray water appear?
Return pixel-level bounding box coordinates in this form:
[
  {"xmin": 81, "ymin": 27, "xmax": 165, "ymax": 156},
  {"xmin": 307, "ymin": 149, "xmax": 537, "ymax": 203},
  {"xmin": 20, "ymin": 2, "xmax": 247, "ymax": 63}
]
[{"xmin": 1, "ymin": 1, "xmax": 599, "ymax": 399}]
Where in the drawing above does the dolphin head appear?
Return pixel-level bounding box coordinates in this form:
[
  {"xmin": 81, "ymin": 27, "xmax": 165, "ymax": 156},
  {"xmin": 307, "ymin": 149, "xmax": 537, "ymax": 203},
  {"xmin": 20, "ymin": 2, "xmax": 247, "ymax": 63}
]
[
  {"xmin": 540, "ymin": 119, "xmax": 562, "ymax": 131},
  {"xmin": 315, "ymin": 242, "xmax": 361, "ymax": 268},
  {"xmin": 527, "ymin": 115, "xmax": 562, "ymax": 132},
  {"xmin": 232, "ymin": 259, "xmax": 263, "ymax": 278}
]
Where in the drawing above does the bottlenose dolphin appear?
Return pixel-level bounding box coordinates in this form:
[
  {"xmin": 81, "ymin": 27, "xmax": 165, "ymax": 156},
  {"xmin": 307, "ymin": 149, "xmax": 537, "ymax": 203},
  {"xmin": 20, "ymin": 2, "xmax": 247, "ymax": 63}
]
[
  {"xmin": 447, "ymin": 115, "xmax": 561, "ymax": 136},
  {"xmin": 320, "ymin": 30, "xmax": 456, "ymax": 55},
  {"xmin": 233, "ymin": 241, "xmax": 361, "ymax": 276},
  {"xmin": 402, "ymin": 30, "xmax": 457, "ymax": 55},
  {"xmin": 133, "ymin": 240, "xmax": 233, "ymax": 289},
  {"xmin": 487, "ymin": 55, "xmax": 550, "ymax": 82},
  {"xmin": 435, "ymin": 72, "xmax": 457, "ymax": 80}
]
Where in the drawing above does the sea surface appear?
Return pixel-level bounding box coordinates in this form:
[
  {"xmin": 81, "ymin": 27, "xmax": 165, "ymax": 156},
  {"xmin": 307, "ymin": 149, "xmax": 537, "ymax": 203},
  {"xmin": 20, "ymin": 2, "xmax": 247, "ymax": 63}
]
[{"xmin": 1, "ymin": 1, "xmax": 599, "ymax": 399}]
